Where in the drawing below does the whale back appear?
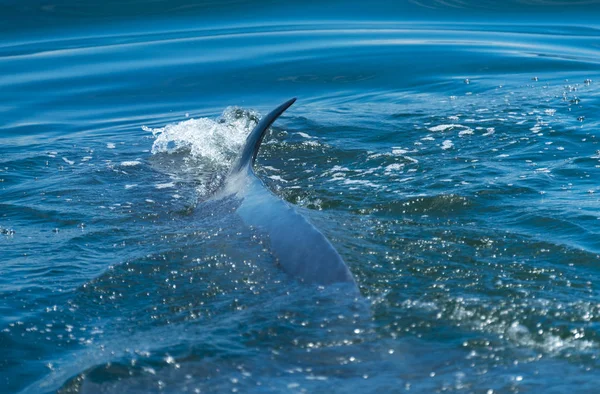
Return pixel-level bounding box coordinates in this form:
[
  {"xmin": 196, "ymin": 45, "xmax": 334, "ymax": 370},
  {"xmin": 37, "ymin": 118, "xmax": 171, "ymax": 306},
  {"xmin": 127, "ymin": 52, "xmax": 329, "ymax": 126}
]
[{"xmin": 229, "ymin": 98, "xmax": 357, "ymax": 287}]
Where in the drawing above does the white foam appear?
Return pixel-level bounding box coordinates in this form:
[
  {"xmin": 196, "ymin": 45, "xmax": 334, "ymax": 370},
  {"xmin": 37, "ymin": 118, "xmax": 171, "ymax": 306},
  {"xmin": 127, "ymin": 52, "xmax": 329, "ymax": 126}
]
[
  {"xmin": 392, "ymin": 148, "xmax": 410, "ymax": 155},
  {"xmin": 62, "ymin": 157, "xmax": 74, "ymax": 165},
  {"xmin": 155, "ymin": 182, "xmax": 175, "ymax": 189},
  {"xmin": 330, "ymin": 165, "xmax": 350, "ymax": 172},
  {"xmin": 146, "ymin": 106, "xmax": 259, "ymax": 168},
  {"xmin": 441, "ymin": 140, "xmax": 454, "ymax": 150},
  {"xmin": 268, "ymin": 175, "xmax": 288, "ymax": 183},
  {"xmin": 121, "ymin": 161, "xmax": 141, "ymax": 167},
  {"xmin": 429, "ymin": 124, "xmax": 470, "ymax": 132},
  {"xmin": 482, "ymin": 128, "xmax": 495, "ymax": 136},
  {"xmin": 384, "ymin": 163, "xmax": 405, "ymax": 174},
  {"xmin": 302, "ymin": 140, "xmax": 321, "ymax": 147},
  {"xmin": 107, "ymin": 143, "xmax": 116, "ymax": 149},
  {"xmin": 505, "ymin": 320, "xmax": 594, "ymax": 355}
]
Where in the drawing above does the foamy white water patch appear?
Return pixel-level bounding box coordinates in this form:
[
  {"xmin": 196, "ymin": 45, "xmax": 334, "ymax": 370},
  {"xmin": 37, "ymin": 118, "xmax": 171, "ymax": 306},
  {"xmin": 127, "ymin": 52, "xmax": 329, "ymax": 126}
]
[
  {"xmin": 482, "ymin": 127, "xmax": 495, "ymax": 136},
  {"xmin": 121, "ymin": 161, "xmax": 141, "ymax": 167},
  {"xmin": 343, "ymin": 179, "xmax": 381, "ymax": 189},
  {"xmin": 145, "ymin": 106, "xmax": 259, "ymax": 168},
  {"xmin": 385, "ymin": 163, "xmax": 405, "ymax": 174},
  {"xmin": 268, "ymin": 175, "xmax": 288, "ymax": 183},
  {"xmin": 155, "ymin": 182, "xmax": 175, "ymax": 189},
  {"xmin": 297, "ymin": 132, "xmax": 313, "ymax": 139},
  {"xmin": 441, "ymin": 140, "xmax": 454, "ymax": 150},
  {"xmin": 429, "ymin": 124, "xmax": 471, "ymax": 132}
]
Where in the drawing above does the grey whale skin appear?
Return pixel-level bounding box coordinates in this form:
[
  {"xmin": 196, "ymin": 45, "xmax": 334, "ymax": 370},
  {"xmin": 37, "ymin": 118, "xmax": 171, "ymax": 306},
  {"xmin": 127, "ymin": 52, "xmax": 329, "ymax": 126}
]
[{"xmin": 216, "ymin": 98, "xmax": 357, "ymax": 287}]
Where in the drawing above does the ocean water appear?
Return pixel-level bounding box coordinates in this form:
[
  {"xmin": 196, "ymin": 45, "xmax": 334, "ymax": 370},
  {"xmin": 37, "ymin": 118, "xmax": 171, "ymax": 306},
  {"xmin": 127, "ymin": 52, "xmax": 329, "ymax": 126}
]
[{"xmin": 2, "ymin": 1, "xmax": 600, "ymax": 393}]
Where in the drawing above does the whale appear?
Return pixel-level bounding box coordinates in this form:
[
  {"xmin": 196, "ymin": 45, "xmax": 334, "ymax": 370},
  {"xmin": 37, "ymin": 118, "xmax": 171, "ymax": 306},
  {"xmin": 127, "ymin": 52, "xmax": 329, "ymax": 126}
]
[
  {"xmin": 214, "ymin": 98, "xmax": 357, "ymax": 287},
  {"xmin": 18, "ymin": 99, "xmax": 360, "ymax": 394}
]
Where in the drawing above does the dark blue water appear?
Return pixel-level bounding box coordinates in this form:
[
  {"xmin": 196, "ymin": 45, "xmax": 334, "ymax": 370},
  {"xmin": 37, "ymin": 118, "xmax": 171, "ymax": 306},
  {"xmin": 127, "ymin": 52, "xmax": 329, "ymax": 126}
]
[{"xmin": 2, "ymin": 1, "xmax": 600, "ymax": 392}]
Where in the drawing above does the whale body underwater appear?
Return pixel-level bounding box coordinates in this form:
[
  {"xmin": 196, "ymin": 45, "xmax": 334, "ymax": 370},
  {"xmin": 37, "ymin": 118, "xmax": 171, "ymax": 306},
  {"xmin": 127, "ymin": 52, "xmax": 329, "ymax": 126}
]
[{"xmin": 213, "ymin": 98, "xmax": 357, "ymax": 288}]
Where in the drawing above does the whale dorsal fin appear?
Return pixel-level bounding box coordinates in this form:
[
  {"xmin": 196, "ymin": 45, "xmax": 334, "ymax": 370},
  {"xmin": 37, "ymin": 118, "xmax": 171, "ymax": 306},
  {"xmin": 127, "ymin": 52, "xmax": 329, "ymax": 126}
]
[{"xmin": 230, "ymin": 98, "xmax": 296, "ymax": 174}]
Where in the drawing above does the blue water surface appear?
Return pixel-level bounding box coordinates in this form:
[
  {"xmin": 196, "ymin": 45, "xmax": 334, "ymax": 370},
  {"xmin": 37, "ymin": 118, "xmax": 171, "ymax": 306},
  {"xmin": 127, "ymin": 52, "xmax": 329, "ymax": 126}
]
[{"xmin": 2, "ymin": 1, "xmax": 600, "ymax": 393}]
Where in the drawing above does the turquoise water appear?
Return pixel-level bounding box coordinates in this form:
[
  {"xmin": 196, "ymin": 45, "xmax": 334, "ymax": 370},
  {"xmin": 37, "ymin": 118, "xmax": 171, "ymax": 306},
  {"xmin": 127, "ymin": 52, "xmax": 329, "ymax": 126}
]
[{"xmin": 2, "ymin": 1, "xmax": 600, "ymax": 393}]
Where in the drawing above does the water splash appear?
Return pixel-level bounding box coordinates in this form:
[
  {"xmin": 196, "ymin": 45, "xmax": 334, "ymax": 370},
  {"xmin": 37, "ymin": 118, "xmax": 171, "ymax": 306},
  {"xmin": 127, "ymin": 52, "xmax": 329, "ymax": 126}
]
[{"xmin": 146, "ymin": 106, "xmax": 260, "ymax": 169}]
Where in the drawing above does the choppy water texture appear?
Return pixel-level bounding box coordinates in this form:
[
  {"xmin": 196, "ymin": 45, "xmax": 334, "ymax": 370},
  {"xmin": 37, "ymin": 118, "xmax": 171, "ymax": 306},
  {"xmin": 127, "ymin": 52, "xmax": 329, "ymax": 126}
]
[{"xmin": 2, "ymin": 1, "xmax": 600, "ymax": 393}]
